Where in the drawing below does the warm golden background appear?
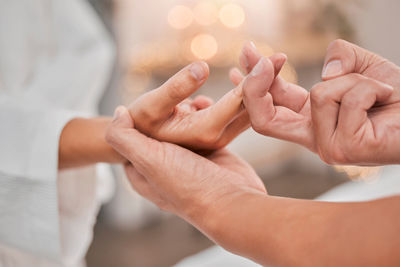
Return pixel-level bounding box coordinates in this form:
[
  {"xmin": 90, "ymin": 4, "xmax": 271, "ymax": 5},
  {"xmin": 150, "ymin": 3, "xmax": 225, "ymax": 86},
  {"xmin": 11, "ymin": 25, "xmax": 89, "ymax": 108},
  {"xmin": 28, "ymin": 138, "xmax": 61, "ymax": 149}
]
[{"xmin": 86, "ymin": 0, "xmax": 400, "ymax": 266}]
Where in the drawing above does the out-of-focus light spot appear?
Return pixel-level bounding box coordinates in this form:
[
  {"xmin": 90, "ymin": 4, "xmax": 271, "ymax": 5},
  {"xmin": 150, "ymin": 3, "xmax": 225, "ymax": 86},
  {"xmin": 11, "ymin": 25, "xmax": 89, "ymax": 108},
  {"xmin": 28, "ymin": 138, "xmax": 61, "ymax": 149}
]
[
  {"xmin": 219, "ymin": 3, "xmax": 245, "ymax": 28},
  {"xmin": 191, "ymin": 34, "xmax": 218, "ymax": 60},
  {"xmin": 194, "ymin": 1, "xmax": 218, "ymax": 26},
  {"xmin": 168, "ymin": 5, "xmax": 193, "ymax": 29}
]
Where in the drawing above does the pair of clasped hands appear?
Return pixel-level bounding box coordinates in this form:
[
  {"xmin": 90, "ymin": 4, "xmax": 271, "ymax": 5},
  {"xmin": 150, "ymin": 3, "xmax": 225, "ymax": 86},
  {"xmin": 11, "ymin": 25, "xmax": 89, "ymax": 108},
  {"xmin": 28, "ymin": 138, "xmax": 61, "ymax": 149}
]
[{"xmin": 106, "ymin": 39, "xmax": 400, "ymax": 236}]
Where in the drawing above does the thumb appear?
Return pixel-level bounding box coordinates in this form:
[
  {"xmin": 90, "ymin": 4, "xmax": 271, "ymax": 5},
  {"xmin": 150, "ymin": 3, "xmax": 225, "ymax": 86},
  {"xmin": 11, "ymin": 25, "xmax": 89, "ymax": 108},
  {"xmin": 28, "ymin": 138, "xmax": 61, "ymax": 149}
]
[
  {"xmin": 243, "ymin": 57, "xmax": 276, "ymax": 129},
  {"xmin": 322, "ymin": 39, "xmax": 384, "ymax": 80},
  {"xmin": 112, "ymin": 105, "xmax": 134, "ymax": 129},
  {"xmin": 106, "ymin": 106, "xmax": 160, "ymax": 171}
]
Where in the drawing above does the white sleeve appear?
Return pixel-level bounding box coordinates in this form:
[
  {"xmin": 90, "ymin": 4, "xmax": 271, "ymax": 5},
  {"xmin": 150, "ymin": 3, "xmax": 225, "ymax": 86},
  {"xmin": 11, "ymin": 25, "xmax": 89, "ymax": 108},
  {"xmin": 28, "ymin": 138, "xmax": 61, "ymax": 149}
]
[{"xmin": 0, "ymin": 96, "xmax": 81, "ymax": 261}]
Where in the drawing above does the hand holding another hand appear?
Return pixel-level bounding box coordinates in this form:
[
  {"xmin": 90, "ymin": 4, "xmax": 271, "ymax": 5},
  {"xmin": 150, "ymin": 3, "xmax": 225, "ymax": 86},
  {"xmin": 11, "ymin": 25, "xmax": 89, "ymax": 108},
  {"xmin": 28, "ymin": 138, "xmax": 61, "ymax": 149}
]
[
  {"xmin": 128, "ymin": 59, "xmax": 283, "ymax": 152},
  {"xmin": 106, "ymin": 106, "xmax": 266, "ymax": 231}
]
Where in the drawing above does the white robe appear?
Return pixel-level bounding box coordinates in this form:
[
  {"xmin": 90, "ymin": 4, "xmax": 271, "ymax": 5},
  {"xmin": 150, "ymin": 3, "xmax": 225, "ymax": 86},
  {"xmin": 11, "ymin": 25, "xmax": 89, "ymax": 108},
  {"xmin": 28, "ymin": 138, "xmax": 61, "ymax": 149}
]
[{"xmin": 0, "ymin": 0, "xmax": 114, "ymax": 266}]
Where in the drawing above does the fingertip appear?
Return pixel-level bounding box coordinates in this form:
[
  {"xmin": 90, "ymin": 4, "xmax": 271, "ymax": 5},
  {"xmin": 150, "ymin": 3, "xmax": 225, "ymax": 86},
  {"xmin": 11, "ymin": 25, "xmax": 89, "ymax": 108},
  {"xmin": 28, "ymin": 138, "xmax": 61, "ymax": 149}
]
[
  {"xmin": 240, "ymin": 41, "xmax": 261, "ymax": 73},
  {"xmin": 112, "ymin": 105, "xmax": 133, "ymax": 128},
  {"xmin": 190, "ymin": 61, "xmax": 209, "ymax": 83},
  {"xmin": 269, "ymin": 53, "xmax": 287, "ymax": 76},
  {"xmin": 243, "ymin": 57, "xmax": 275, "ymax": 99},
  {"xmin": 251, "ymin": 57, "xmax": 274, "ymax": 77},
  {"xmin": 229, "ymin": 67, "xmax": 244, "ymax": 85}
]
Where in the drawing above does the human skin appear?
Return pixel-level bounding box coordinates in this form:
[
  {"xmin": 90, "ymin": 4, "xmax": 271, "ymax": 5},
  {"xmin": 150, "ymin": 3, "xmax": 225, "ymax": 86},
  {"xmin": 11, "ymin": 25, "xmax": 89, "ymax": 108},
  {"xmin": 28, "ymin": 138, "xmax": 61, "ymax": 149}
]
[
  {"xmin": 58, "ymin": 59, "xmax": 286, "ymax": 169},
  {"xmin": 106, "ymin": 105, "xmax": 400, "ymax": 267},
  {"xmin": 237, "ymin": 40, "xmax": 400, "ymax": 165}
]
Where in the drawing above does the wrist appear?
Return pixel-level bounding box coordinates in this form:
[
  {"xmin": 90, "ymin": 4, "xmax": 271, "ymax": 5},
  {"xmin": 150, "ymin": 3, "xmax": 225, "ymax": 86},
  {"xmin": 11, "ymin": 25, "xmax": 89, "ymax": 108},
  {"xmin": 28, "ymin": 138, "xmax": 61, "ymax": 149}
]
[
  {"xmin": 59, "ymin": 117, "xmax": 127, "ymax": 169},
  {"xmin": 188, "ymin": 187, "xmax": 267, "ymax": 243}
]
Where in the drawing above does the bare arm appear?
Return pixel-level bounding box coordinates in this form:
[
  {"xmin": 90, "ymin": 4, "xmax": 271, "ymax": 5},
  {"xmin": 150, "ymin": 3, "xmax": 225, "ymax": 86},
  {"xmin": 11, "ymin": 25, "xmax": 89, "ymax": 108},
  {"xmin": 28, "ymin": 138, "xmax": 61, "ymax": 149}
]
[
  {"xmin": 105, "ymin": 106, "xmax": 400, "ymax": 267},
  {"xmin": 58, "ymin": 117, "xmax": 125, "ymax": 169},
  {"xmin": 206, "ymin": 193, "xmax": 400, "ymax": 267}
]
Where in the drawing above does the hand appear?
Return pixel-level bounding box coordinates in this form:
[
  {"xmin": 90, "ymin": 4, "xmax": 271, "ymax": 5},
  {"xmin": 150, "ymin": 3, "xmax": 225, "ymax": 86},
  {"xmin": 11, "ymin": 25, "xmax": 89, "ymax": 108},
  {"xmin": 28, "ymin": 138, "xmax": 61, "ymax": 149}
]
[
  {"xmin": 128, "ymin": 61, "xmax": 282, "ymax": 151},
  {"xmin": 310, "ymin": 40, "xmax": 400, "ymax": 165},
  {"xmin": 239, "ymin": 40, "xmax": 400, "ymax": 165},
  {"xmin": 232, "ymin": 43, "xmax": 314, "ymax": 150},
  {"xmin": 106, "ymin": 106, "xmax": 266, "ymax": 229}
]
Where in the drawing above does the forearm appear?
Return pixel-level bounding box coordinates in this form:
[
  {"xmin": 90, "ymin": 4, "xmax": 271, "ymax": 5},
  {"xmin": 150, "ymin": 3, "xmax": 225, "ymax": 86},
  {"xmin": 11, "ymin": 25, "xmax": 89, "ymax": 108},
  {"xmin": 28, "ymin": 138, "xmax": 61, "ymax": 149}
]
[
  {"xmin": 201, "ymin": 192, "xmax": 400, "ymax": 266},
  {"xmin": 58, "ymin": 117, "xmax": 126, "ymax": 169}
]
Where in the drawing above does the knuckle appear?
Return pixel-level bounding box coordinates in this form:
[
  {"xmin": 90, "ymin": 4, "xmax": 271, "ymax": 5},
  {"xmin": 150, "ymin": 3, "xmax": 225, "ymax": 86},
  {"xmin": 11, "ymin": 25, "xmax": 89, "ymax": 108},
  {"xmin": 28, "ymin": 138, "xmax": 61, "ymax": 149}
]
[
  {"xmin": 310, "ymin": 83, "xmax": 328, "ymax": 106},
  {"xmin": 332, "ymin": 147, "xmax": 350, "ymax": 165},
  {"xmin": 251, "ymin": 119, "xmax": 268, "ymax": 134},
  {"xmin": 132, "ymin": 96, "xmax": 160, "ymax": 123},
  {"xmin": 327, "ymin": 39, "xmax": 348, "ymax": 51},
  {"xmin": 319, "ymin": 145, "xmax": 348, "ymax": 165}
]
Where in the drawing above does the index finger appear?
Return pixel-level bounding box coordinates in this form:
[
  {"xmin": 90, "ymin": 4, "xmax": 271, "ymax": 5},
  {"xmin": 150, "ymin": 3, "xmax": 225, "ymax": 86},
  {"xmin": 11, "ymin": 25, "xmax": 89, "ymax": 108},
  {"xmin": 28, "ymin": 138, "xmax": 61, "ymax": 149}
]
[
  {"xmin": 135, "ymin": 61, "xmax": 210, "ymax": 120},
  {"xmin": 240, "ymin": 42, "xmax": 309, "ymax": 113}
]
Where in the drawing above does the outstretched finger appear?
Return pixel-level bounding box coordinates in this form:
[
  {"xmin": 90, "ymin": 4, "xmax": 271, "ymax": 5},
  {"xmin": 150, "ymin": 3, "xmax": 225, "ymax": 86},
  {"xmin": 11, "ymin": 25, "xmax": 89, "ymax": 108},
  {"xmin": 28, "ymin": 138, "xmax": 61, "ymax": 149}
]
[
  {"xmin": 240, "ymin": 42, "xmax": 309, "ymax": 113},
  {"xmin": 133, "ymin": 61, "xmax": 210, "ymax": 120}
]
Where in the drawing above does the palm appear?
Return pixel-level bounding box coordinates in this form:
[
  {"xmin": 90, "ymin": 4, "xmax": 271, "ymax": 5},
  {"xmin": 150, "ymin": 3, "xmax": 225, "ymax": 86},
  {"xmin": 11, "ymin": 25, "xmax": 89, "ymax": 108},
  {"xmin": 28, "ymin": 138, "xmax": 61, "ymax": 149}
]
[
  {"xmin": 133, "ymin": 95, "xmax": 247, "ymax": 151},
  {"xmin": 207, "ymin": 149, "xmax": 267, "ymax": 194},
  {"xmin": 128, "ymin": 61, "xmax": 249, "ymax": 152}
]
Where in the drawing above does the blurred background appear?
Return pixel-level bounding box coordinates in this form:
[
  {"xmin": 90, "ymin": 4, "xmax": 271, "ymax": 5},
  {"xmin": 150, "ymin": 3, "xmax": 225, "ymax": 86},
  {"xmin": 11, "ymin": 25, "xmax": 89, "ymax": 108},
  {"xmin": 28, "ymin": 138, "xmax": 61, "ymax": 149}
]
[{"xmin": 84, "ymin": 0, "xmax": 400, "ymax": 266}]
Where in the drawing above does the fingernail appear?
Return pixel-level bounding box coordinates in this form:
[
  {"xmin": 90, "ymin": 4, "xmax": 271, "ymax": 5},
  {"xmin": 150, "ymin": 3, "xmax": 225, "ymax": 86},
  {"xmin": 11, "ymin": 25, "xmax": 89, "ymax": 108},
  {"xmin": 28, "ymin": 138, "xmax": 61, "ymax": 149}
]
[
  {"xmin": 322, "ymin": 60, "xmax": 343, "ymax": 79},
  {"xmin": 190, "ymin": 62, "xmax": 206, "ymax": 81},
  {"xmin": 251, "ymin": 58, "xmax": 266, "ymax": 77},
  {"xmin": 113, "ymin": 106, "xmax": 124, "ymax": 121},
  {"xmin": 249, "ymin": 41, "xmax": 256, "ymax": 49}
]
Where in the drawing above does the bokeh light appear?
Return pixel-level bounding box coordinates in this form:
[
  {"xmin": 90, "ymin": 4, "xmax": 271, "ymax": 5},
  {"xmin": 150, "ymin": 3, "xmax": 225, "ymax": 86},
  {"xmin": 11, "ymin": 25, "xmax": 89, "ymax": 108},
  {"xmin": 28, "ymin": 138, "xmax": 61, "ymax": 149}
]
[
  {"xmin": 168, "ymin": 5, "xmax": 193, "ymax": 29},
  {"xmin": 191, "ymin": 34, "xmax": 218, "ymax": 60},
  {"xmin": 219, "ymin": 3, "xmax": 245, "ymax": 28},
  {"xmin": 193, "ymin": 1, "xmax": 219, "ymax": 26}
]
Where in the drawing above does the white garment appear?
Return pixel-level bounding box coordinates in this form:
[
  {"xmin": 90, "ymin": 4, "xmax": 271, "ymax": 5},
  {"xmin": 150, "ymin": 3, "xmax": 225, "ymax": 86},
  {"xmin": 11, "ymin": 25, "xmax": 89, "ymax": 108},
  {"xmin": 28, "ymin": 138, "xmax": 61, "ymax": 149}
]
[{"xmin": 0, "ymin": 0, "xmax": 114, "ymax": 266}]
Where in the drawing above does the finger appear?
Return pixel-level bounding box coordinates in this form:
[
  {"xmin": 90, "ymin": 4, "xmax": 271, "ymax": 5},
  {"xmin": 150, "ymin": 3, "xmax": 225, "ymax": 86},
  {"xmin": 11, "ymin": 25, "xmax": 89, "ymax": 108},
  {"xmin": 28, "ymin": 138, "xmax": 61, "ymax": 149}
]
[
  {"xmin": 337, "ymin": 80, "xmax": 393, "ymax": 137},
  {"xmin": 178, "ymin": 98, "xmax": 195, "ymax": 113},
  {"xmin": 202, "ymin": 82, "xmax": 245, "ymax": 131},
  {"xmin": 192, "ymin": 95, "xmax": 214, "ymax": 110},
  {"xmin": 240, "ymin": 42, "xmax": 309, "ymax": 112},
  {"xmin": 243, "ymin": 58, "xmax": 312, "ymax": 146},
  {"xmin": 269, "ymin": 77, "xmax": 310, "ymax": 113},
  {"xmin": 322, "ymin": 39, "xmax": 386, "ymax": 80},
  {"xmin": 243, "ymin": 57, "xmax": 276, "ymax": 130},
  {"xmin": 310, "ymin": 74, "xmax": 389, "ymax": 152},
  {"xmin": 111, "ymin": 105, "xmax": 134, "ymax": 128},
  {"xmin": 106, "ymin": 106, "xmax": 161, "ymax": 173},
  {"xmin": 239, "ymin": 42, "xmax": 286, "ymax": 76},
  {"xmin": 229, "ymin": 67, "xmax": 244, "ymax": 86},
  {"xmin": 135, "ymin": 61, "xmax": 210, "ymax": 120}
]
